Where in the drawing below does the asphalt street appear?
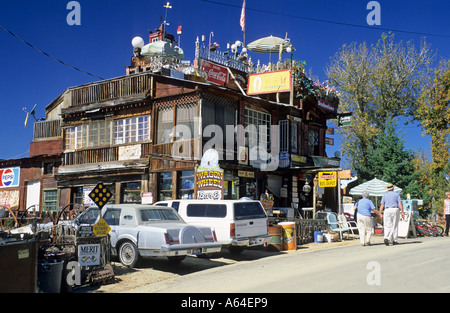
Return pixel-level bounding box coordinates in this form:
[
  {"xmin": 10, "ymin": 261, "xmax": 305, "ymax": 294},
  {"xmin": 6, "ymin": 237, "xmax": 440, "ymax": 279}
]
[{"xmin": 130, "ymin": 236, "xmax": 450, "ymax": 293}]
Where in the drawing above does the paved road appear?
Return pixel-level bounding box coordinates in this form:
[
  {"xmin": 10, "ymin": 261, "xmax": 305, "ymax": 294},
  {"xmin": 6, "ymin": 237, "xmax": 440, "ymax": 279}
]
[{"xmin": 130, "ymin": 236, "xmax": 450, "ymax": 293}]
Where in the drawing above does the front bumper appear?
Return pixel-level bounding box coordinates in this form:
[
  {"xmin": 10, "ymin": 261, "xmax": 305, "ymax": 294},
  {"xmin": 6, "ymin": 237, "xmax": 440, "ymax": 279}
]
[{"xmin": 231, "ymin": 234, "xmax": 272, "ymax": 247}]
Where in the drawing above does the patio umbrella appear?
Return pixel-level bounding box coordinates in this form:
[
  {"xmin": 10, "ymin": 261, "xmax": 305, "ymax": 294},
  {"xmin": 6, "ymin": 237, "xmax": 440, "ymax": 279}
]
[
  {"xmin": 247, "ymin": 35, "xmax": 295, "ymax": 54},
  {"xmin": 349, "ymin": 178, "xmax": 402, "ymax": 206}
]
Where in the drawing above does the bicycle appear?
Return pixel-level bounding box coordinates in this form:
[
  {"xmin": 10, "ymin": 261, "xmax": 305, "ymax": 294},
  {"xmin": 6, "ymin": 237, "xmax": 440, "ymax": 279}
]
[{"xmin": 414, "ymin": 220, "xmax": 444, "ymax": 237}]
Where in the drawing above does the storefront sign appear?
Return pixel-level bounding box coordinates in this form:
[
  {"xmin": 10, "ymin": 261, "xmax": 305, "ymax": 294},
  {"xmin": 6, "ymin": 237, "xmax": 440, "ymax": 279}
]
[
  {"xmin": 78, "ymin": 244, "xmax": 101, "ymax": 266},
  {"xmin": 318, "ymin": 171, "xmax": 337, "ymax": 188},
  {"xmin": 317, "ymin": 99, "xmax": 337, "ymax": 113},
  {"xmin": 201, "ymin": 60, "xmax": 228, "ymax": 86},
  {"xmin": 141, "ymin": 192, "xmax": 153, "ymax": 205},
  {"xmin": 196, "ymin": 149, "xmax": 224, "ymax": 200},
  {"xmin": 238, "ymin": 146, "xmax": 248, "ymax": 165},
  {"xmin": 325, "ymin": 137, "xmax": 334, "ymax": 145},
  {"xmin": 247, "ymin": 70, "xmax": 291, "ymax": 95},
  {"xmin": 290, "ymin": 154, "xmax": 307, "ymax": 169},
  {"xmin": 238, "ymin": 170, "xmax": 254, "ymax": 178},
  {"xmin": 0, "ymin": 167, "xmax": 20, "ymax": 188}
]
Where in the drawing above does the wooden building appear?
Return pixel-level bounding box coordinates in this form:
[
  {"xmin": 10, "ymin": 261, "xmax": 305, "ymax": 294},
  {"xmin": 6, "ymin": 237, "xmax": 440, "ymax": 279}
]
[{"xmin": 21, "ymin": 24, "xmax": 341, "ymax": 216}]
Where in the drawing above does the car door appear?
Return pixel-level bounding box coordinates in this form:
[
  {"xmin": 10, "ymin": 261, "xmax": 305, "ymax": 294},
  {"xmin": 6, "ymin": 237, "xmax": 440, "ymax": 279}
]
[{"xmin": 102, "ymin": 208, "xmax": 121, "ymax": 247}]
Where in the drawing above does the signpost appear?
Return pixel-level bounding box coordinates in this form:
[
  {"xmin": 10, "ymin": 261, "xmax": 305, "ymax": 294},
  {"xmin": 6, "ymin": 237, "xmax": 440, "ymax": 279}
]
[{"xmin": 88, "ymin": 183, "xmax": 113, "ymax": 237}]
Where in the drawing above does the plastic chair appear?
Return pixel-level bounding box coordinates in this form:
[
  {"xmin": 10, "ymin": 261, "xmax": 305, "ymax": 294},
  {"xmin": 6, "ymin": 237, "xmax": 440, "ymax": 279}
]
[
  {"xmin": 338, "ymin": 214, "xmax": 358, "ymax": 238},
  {"xmin": 326, "ymin": 213, "xmax": 350, "ymax": 241}
]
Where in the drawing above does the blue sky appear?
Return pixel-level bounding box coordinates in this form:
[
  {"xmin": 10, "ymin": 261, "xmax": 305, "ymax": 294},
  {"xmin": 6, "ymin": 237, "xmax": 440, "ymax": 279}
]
[{"xmin": 0, "ymin": 0, "xmax": 448, "ymax": 163}]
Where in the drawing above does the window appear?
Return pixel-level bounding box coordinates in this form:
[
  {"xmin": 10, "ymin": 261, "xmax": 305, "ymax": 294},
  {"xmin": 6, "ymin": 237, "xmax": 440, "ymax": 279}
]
[
  {"xmin": 65, "ymin": 126, "xmax": 82, "ymax": 150},
  {"xmin": 103, "ymin": 208, "xmax": 121, "ymax": 226},
  {"xmin": 308, "ymin": 128, "xmax": 319, "ymax": 155},
  {"xmin": 244, "ymin": 109, "xmax": 271, "ymax": 151},
  {"xmin": 114, "ymin": 116, "xmax": 150, "ymax": 145},
  {"xmin": 186, "ymin": 204, "xmax": 227, "ymax": 218},
  {"xmin": 121, "ymin": 182, "xmax": 141, "ymax": 203},
  {"xmin": 140, "ymin": 208, "xmax": 180, "ymax": 222},
  {"xmin": 42, "ymin": 189, "xmax": 58, "ymax": 212},
  {"xmin": 234, "ymin": 202, "xmax": 266, "ymax": 220},
  {"xmin": 159, "ymin": 172, "xmax": 173, "ymax": 201},
  {"xmin": 177, "ymin": 170, "xmax": 194, "ymax": 199},
  {"xmin": 78, "ymin": 208, "xmax": 100, "ymax": 225},
  {"xmin": 157, "ymin": 102, "xmax": 198, "ymax": 144}
]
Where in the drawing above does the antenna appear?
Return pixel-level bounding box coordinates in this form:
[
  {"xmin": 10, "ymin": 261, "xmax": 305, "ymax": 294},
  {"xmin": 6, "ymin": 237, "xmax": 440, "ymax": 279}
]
[
  {"xmin": 23, "ymin": 104, "xmax": 37, "ymax": 128},
  {"xmin": 163, "ymin": 2, "xmax": 172, "ymax": 39}
]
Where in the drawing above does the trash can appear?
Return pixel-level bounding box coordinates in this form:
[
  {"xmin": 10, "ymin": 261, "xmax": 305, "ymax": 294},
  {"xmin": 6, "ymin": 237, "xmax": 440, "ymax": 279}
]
[
  {"xmin": 37, "ymin": 259, "xmax": 64, "ymax": 293},
  {"xmin": 279, "ymin": 222, "xmax": 296, "ymax": 250},
  {"xmin": 314, "ymin": 231, "xmax": 323, "ymax": 243}
]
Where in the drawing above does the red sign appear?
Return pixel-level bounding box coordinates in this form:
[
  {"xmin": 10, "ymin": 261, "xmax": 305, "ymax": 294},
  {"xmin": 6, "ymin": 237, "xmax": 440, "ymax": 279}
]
[{"xmin": 201, "ymin": 60, "xmax": 228, "ymax": 86}]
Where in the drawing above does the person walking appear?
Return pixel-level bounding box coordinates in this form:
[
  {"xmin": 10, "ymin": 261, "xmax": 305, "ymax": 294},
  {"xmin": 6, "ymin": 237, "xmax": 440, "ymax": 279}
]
[
  {"xmin": 379, "ymin": 183, "xmax": 404, "ymax": 246},
  {"xmin": 355, "ymin": 192, "xmax": 376, "ymax": 246},
  {"xmin": 444, "ymin": 191, "xmax": 450, "ymax": 236}
]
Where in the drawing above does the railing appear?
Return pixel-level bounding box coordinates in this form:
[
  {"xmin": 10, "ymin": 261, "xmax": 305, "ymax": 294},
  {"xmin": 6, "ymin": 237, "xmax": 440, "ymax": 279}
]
[
  {"xmin": 64, "ymin": 146, "xmax": 119, "ymax": 166},
  {"xmin": 33, "ymin": 119, "xmax": 62, "ymax": 140},
  {"xmin": 68, "ymin": 72, "xmax": 153, "ymax": 107},
  {"xmin": 196, "ymin": 46, "xmax": 254, "ymax": 74}
]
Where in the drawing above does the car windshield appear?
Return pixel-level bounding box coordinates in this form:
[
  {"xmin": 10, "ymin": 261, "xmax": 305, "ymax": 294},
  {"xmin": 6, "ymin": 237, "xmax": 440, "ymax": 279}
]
[
  {"xmin": 77, "ymin": 208, "xmax": 100, "ymax": 225},
  {"xmin": 140, "ymin": 208, "xmax": 181, "ymax": 222}
]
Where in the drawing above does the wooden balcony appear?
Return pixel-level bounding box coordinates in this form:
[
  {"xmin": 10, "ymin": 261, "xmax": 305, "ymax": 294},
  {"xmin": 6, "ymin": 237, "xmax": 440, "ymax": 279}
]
[
  {"xmin": 33, "ymin": 119, "xmax": 62, "ymax": 140},
  {"xmin": 67, "ymin": 72, "xmax": 153, "ymax": 107}
]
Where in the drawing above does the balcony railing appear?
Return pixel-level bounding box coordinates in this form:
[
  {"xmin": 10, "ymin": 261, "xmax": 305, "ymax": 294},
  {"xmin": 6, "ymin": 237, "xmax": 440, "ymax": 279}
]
[
  {"xmin": 33, "ymin": 119, "xmax": 62, "ymax": 140},
  {"xmin": 68, "ymin": 72, "xmax": 153, "ymax": 107}
]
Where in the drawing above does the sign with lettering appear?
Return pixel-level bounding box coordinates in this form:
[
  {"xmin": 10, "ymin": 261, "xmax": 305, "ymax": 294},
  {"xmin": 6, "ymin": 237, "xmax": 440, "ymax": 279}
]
[
  {"xmin": 93, "ymin": 218, "xmax": 111, "ymax": 237},
  {"xmin": 247, "ymin": 70, "xmax": 291, "ymax": 95},
  {"xmin": 78, "ymin": 244, "xmax": 101, "ymax": 266},
  {"xmin": 318, "ymin": 171, "xmax": 337, "ymax": 188},
  {"xmin": 0, "ymin": 167, "xmax": 20, "ymax": 188},
  {"xmin": 201, "ymin": 60, "xmax": 228, "ymax": 86},
  {"xmin": 196, "ymin": 149, "xmax": 224, "ymax": 200}
]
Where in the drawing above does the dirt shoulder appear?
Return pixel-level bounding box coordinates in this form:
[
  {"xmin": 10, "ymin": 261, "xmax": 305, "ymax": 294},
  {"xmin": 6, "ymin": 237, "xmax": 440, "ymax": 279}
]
[{"xmin": 75, "ymin": 235, "xmax": 381, "ymax": 293}]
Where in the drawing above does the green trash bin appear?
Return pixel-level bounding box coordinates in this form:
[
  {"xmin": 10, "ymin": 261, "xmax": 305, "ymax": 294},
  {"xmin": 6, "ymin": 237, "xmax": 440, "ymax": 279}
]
[{"xmin": 37, "ymin": 259, "xmax": 64, "ymax": 293}]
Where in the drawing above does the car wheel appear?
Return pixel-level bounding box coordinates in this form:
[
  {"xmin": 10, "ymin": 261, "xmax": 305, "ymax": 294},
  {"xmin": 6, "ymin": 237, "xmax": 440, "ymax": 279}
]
[{"xmin": 118, "ymin": 241, "xmax": 139, "ymax": 267}]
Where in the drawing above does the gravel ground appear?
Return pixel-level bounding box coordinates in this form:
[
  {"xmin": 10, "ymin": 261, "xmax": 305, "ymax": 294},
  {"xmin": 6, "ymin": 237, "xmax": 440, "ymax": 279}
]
[{"xmin": 74, "ymin": 235, "xmax": 375, "ymax": 293}]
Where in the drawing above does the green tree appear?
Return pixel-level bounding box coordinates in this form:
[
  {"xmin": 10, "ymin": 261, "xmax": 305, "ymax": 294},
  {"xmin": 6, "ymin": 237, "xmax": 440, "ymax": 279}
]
[
  {"xmin": 358, "ymin": 122, "xmax": 415, "ymax": 190},
  {"xmin": 326, "ymin": 33, "xmax": 434, "ymax": 176}
]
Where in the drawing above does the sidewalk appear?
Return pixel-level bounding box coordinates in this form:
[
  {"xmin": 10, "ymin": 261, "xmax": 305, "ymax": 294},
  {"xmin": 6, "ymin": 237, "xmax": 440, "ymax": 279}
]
[{"xmin": 296, "ymin": 233, "xmax": 386, "ymax": 252}]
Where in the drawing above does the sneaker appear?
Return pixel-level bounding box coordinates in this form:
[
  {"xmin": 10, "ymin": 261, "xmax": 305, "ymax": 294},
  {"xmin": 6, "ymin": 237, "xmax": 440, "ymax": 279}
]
[
  {"xmin": 365, "ymin": 242, "xmax": 372, "ymax": 246},
  {"xmin": 384, "ymin": 239, "xmax": 390, "ymax": 246},
  {"xmin": 393, "ymin": 241, "xmax": 399, "ymax": 245}
]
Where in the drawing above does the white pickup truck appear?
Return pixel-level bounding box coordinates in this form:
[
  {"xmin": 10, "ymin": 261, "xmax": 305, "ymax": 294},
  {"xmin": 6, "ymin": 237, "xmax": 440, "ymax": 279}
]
[{"xmin": 154, "ymin": 200, "xmax": 271, "ymax": 254}]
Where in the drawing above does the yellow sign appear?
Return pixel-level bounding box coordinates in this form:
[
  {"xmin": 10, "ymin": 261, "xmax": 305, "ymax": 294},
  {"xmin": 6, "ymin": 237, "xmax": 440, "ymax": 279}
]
[
  {"xmin": 318, "ymin": 171, "xmax": 337, "ymax": 188},
  {"xmin": 93, "ymin": 218, "xmax": 111, "ymax": 237},
  {"xmin": 247, "ymin": 70, "xmax": 291, "ymax": 95},
  {"xmin": 89, "ymin": 183, "xmax": 113, "ymax": 209}
]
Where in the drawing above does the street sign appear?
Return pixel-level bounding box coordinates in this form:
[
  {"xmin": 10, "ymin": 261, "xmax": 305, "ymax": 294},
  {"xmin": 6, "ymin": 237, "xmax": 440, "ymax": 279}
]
[
  {"xmin": 318, "ymin": 171, "xmax": 337, "ymax": 188},
  {"xmin": 89, "ymin": 183, "xmax": 113, "ymax": 210},
  {"xmin": 93, "ymin": 217, "xmax": 111, "ymax": 237}
]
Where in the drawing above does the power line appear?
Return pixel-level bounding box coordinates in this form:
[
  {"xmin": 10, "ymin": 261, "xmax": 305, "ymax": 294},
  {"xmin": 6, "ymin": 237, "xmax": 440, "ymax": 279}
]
[
  {"xmin": 201, "ymin": 0, "xmax": 450, "ymax": 39},
  {"xmin": 0, "ymin": 24, "xmax": 105, "ymax": 80}
]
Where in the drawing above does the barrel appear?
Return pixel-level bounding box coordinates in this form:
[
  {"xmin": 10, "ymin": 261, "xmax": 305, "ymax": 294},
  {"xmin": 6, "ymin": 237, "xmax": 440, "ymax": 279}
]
[
  {"xmin": 279, "ymin": 222, "xmax": 297, "ymax": 250},
  {"xmin": 314, "ymin": 231, "xmax": 323, "ymax": 243},
  {"xmin": 37, "ymin": 259, "xmax": 64, "ymax": 293},
  {"xmin": 266, "ymin": 225, "xmax": 283, "ymax": 251}
]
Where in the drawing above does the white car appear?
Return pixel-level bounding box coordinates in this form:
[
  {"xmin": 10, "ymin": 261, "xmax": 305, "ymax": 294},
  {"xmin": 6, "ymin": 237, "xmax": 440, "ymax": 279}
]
[
  {"xmin": 77, "ymin": 204, "xmax": 222, "ymax": 267},
  {"xmin": 154, "ymin": 200, "xmax": 271, "ymax": 254}
]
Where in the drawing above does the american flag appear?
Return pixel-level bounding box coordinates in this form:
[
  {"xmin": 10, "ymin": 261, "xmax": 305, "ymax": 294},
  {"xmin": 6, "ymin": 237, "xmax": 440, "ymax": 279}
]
[{"xmin": 240, "ymin": 0, "xmax": 246, "ymax": 31}]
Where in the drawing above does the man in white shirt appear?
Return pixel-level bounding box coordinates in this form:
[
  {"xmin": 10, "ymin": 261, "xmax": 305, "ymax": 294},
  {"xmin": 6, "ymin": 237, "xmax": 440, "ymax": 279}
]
[{"xmin": 379, "ymin": 183, "xmax": 404, "ymax": 246}]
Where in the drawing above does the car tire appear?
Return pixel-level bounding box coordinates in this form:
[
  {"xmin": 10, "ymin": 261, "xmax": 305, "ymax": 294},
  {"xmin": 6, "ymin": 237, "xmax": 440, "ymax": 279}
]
[{"xmin": 118, "ymin": 241, "xmax": 139, "ymax": 268}]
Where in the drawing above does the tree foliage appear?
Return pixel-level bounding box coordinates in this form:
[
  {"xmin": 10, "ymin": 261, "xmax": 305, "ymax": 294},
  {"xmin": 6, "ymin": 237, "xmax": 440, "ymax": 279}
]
[{"xmin": 325, "ymin": 33, "xmax": 434, "ymax": 175}]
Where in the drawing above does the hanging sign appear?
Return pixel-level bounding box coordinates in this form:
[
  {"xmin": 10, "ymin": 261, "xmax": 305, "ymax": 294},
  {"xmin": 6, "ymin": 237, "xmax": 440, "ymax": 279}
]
[
  {"xmin": 318, "ymin": 171, "xmax": 337, "ymax": 188},
  {"xmin": 196, "ymin": 149, "xmax": 224, "ymax": 200},
  {"xmin": 201, "ymin": 60, "xmax": 229, "ymax": 86}
]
